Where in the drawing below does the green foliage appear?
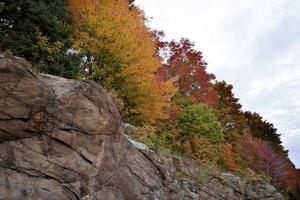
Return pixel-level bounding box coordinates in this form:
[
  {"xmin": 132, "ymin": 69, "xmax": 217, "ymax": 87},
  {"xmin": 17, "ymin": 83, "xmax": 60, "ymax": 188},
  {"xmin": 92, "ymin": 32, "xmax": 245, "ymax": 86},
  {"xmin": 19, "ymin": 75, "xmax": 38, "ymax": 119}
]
[
  {"xmin": 0, "ymin": 0, "xmax": 80, "ymax": 78},
  {"xmin": 0, "ymin": 2, "xmax": 4, "ymax": 12},
  {"xmin": 178, "ymin": 104, "xmax": 224, "ymax": 144},
  {"xmin": 132, "ymin": 125, "xmax": 159, "ymax": 149},
  {"xmin": 174, "ymin": 171, "xmax": 185, "ymax": 179},
  {"xmin": 133, "ymin": 124, "xmax": 183, "ymax": 152},
  {"xmin": 79, "ymin": 48, "xmax": 124, "ymax": 87},
  {"xmin": 133, "ymin": 105, "xmax": 224, "ymax": 165},
  {"xmin": 171, "ymin": 92, "xmax": 193, "ymax": 108},
  {"xmin": 195, "ymin": 167, "xmax": 211, "ymax": 184}
]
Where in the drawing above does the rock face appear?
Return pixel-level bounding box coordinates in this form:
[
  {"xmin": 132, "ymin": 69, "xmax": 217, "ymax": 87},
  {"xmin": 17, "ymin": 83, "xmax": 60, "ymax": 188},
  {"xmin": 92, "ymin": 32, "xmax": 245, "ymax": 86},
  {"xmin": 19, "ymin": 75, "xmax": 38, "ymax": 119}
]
[
  {"xmin": 131, "ymin": 144, "xmax": 283, "ymax": 200},
  {"xmin": 0, "ymin": 55, "xmax": 283, "ymax": 200}
]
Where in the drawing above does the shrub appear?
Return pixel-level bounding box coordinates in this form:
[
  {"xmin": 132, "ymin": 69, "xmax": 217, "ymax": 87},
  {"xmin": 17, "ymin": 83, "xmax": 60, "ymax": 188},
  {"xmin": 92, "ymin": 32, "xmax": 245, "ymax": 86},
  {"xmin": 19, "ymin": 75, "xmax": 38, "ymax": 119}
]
[
  {"xmin": 133, "ymin": 123, "xmax": 182, "ymax": 152},
  {"xmin": 183, "ymin": 135, "xmax": 220, "ymax": 164},
  {"xmin": 196, "ymin": 166, "xmax": 211, "ymax": 184},
  {"xmin": 178, "ymin": 103, "xmax": 224, "ymax": 144}
]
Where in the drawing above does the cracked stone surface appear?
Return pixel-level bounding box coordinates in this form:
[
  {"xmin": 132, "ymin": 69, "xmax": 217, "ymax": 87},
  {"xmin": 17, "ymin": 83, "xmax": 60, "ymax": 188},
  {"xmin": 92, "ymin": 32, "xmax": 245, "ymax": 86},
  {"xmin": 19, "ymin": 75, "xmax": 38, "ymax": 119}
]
[
  {"xmin": 0, "ymin": 55, "xmax": 284, "ymax": 200},
  {"xmin": 0, "ymin": 55, "xmax": 180, "ymax": 200}
]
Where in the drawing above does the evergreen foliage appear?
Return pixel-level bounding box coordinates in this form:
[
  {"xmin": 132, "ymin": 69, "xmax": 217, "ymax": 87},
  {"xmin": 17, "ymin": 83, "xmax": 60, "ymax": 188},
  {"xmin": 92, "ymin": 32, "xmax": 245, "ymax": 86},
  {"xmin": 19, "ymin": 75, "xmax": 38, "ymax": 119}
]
[{"xmin": 0, "ymin": 0, "xmax": 80, "ymax": 78}]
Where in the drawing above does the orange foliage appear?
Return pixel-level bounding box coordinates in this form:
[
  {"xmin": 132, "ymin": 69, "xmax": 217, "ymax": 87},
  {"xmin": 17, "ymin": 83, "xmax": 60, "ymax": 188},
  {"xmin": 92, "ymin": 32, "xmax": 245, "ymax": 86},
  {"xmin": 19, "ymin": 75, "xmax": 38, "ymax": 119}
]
[
  {"xmin": 68, "ymin": 0, "xmax": 177, "ymax": 123},
  {"xmin": 222, "ymin": 143, "xmax": 238, "ymax": 171}
]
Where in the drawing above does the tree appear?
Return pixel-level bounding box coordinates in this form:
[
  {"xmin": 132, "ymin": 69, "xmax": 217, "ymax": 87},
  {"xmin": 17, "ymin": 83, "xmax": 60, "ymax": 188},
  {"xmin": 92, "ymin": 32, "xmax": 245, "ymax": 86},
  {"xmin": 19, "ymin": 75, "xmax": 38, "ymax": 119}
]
[
  {"xmin": 157, "ymin": 38, "xmax": 218, "ymax": 106},
  {"xmin": 241, "ymin": 132, "xmax": 299, "ymax": 189},
  {"xmin": 243, "ymin": 111, "xmax": 284, "ymax": 153},
  {"xmin": 178, "ymin": 103, "xmax": 224, "ymax": 144},
  {"xmin": 175, "ymin": 104, "xmax": 224, "ymax": 164},
  {"xmin": 68, "ymin": 0, "xmax": 175, "ymax": 124},
  {"xmin": 213, "ymin": 81, "xmax": 246, "ymax": 142},
  {"xmin": 252, "ymin": 139, "xmax": 287, "ymax": 185},
  {"xmin": 213, "ymin": 81, "xmax": 247, "ymax": 166},
  {"xmin": 0, "ymin": 0, "xmax": 80, "ymax": 78},
  {"xmin": 222, "ymin": 143, "xmax": 238, "ymax": 171}
]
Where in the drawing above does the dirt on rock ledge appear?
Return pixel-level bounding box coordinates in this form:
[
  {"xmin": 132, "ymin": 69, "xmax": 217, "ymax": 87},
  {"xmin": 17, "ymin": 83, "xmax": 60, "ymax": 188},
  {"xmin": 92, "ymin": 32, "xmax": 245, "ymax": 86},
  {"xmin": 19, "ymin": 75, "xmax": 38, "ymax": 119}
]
[{"xmin": 0, "ymin": 55, "xmax": 283, "ymax": 200}]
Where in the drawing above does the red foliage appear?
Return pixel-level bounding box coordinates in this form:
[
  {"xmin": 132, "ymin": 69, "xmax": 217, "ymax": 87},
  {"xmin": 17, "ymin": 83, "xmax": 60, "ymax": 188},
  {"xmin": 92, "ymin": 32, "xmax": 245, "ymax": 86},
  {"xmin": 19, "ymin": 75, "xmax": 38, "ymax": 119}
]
[
  {"xmin": 156, "ymin": 38, "xmax": 218, "ymax": 106},
  {"xmin": 252, "ymin": 139, "xmax": 287, "ymax": 183},
  {"xmin": 241, "ymin": 132, "xmax": 300, "ymax": 189},
  {"xmin": 167, "ymin": 104, "xmax": 183, "ymax": 120}
]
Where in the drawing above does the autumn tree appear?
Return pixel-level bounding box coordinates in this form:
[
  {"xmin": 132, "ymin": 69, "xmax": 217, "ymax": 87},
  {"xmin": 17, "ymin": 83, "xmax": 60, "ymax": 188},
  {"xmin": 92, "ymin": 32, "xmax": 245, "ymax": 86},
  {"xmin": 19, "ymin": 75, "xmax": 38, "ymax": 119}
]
[
  {"xmin": 252, "ymin": 139, "xmax": 287, "ymax": 184},
  {"xmin": 241, "ymin": 132, "xmax": 299, "ymax": 190},
  {"xmin": 68, "ymin": 0, "xmax": 175, "ymax": 124},
  {"xmin": 279, "ymin": 159, "xmax": 300, "ymax": 190},
  {"xmin": 184, "ymin": 135, "xmax": 221, "ymax": 164},
  {"xmin": 213, "ymin": 81, "xmax": 246, "ymax": 142},
  {"xmin": 244, "ymin": 111, "xmax": 284, "ymax": 153},
  {"xmin": 157, "ymin": 38, "xmax": 218, "ymax": 107},
  {"xmin": 212, "ymin": 81, "xmax": 247, "ymax": 167},
  {"xmin": 0, "ymin": 0, "xmax": 80, "ymax": 78},
  {"xmin": 222, "ymin": 143, "xmax": 238, "ymax": 171}
]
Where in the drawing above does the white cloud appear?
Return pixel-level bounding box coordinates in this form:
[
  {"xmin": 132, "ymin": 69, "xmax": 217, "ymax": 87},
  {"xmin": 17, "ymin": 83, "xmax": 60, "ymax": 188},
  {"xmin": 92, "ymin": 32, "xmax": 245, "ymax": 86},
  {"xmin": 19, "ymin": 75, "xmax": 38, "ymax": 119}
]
[{"xmin": 246, "ymin": 70, "xmax": 299, "ymax": 97}]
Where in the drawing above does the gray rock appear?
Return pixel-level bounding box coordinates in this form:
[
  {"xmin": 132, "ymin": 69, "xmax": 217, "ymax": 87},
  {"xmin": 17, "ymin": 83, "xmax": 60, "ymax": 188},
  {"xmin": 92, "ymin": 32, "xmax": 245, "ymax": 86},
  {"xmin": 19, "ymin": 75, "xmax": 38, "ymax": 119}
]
[
  {"xmin": 124, "ymin": 134, "xmax": 150, "ymax": 151},
  {"xmin": 122, "ymin": 123, "xmax": 135, "ymax": 135}
]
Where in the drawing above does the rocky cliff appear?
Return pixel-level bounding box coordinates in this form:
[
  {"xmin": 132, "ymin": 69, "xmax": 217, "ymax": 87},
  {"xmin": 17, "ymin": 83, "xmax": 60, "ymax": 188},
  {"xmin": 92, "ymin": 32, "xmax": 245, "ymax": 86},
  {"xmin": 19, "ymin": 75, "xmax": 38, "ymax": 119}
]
[{"xmin": 0, "ymin": 54, "xmax": 283, "ymax": 200}]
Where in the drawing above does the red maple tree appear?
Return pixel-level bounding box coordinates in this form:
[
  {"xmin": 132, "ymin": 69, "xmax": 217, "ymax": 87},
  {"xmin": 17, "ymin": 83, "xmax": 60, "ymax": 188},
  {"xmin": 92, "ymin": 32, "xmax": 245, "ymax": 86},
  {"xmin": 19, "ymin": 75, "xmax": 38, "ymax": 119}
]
[{"xmin": 156, "ymin": 38, "xmax": 218, "ymax": 106}]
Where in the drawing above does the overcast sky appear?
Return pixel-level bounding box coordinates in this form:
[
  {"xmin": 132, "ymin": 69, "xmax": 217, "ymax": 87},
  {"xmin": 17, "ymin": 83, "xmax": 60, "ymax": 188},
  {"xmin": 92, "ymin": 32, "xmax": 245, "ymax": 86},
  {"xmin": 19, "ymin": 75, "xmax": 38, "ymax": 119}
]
[{"xmin": 135, "ymin": 0, "xmax": 300, "ymax": 167}]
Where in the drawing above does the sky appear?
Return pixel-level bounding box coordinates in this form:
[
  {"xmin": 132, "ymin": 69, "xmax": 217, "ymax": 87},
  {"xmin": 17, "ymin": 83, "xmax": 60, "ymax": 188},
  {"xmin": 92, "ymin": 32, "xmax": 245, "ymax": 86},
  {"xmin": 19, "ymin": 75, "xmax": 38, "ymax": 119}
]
[{"xmin": 135, "ymin": 0, "xmax": 300, "ymax": 167}]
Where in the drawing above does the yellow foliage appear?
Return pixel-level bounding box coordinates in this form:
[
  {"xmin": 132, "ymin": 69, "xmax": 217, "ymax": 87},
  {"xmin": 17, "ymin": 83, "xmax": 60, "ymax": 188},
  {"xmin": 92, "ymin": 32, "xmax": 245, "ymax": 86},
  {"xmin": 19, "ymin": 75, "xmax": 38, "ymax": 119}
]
[
  {"xmin": 183, "ymin": 135, "xmax": 220, "ymax": 165},
  {"xmin": 68, "ymin": 0, "xmax": 175, "ymax": 123}
]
